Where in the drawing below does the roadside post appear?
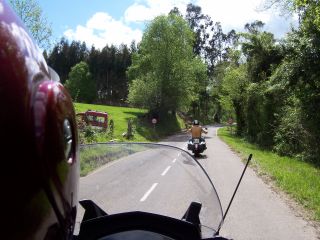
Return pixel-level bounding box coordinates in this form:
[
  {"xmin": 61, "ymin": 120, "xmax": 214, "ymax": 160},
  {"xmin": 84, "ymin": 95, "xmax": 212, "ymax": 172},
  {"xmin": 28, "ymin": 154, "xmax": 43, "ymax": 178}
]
[
  {"xmin": 228, "ymin": 118, "xmax": 233, "ymax": 134},
  {"xmin": 152, "ymin": 118, "xmax": 157, "ymax": 131}
]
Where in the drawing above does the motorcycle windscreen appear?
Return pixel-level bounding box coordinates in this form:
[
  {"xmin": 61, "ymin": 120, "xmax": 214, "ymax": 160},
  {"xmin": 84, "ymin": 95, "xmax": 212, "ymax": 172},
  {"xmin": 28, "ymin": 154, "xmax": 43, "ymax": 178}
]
[{"xmin": 78, "ymin": 143, "xmax": 223, "ymax": 237}]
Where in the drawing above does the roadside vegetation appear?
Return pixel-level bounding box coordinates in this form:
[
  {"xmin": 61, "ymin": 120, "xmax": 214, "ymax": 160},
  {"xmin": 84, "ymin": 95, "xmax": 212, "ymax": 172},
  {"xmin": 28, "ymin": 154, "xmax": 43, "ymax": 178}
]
[
  {"xmin": 75, "ymin": 103, "xmax": 185, "ymax": 144},
  {"xmin": 217, "ymin": 1, "xmax": 320, "ymax": 166},
  {"xmin": 75, "ymin": 103, "xmax": 185, "ymax": 175},
  {"xmin": 218, "ymin": 127, "xmax": 320, "ymax": 221}
]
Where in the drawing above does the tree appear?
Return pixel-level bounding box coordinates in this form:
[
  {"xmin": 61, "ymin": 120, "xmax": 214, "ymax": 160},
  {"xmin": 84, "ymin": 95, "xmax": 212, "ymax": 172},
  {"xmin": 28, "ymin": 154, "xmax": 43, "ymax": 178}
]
[
  {"xmin": 220, "ymin": 64, "xmax": 248, "ymax": 135},
  {"xmin": 47, "ymin": 39, "xmax": 88, "ymax": 84},
  {"xmin": 295, "ymin": 0, "xmax": 320, "ymax": 30},
  {"xmin": 184, "ymin": 4, "xmax": 239, "ymax": 121},
  {"xmin": 47, "ymin": 38, "xmax": 70, "ymax": 83},
  {"xmin": 9, "ymin": 0, "xmax": 52, "ymax": 49},
  {"xmin": 127, "ymin": 13, "xmax": 207, "ymax": 114},
  {"xmin": 240, "ymin": 22, "xmax": 284, "ymax": 145},
  {"xmin": 271, "ymin": 27, "xmax": 320, "ymax": 163},
  {"xmin": 241, "ymin": 21, "xmax": 283, "ymax": 83},
  {"xmin": 65, "ymin": 62, "xmax": 96, "ymax": 103},
  {"xmin": 47, "ymin": 39, "xmax": 133, "ymax": 104},
  {"xmin": 185, "ymin": 3, "xmax": 207, "ymax": 56}
]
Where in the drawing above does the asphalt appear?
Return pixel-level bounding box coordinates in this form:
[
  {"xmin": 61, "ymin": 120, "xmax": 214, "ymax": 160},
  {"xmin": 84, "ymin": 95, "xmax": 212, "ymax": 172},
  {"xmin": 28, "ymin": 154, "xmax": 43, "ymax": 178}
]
[{"xmin": 76, "ymin": 126, "xmax": 319, "ymax": 240}]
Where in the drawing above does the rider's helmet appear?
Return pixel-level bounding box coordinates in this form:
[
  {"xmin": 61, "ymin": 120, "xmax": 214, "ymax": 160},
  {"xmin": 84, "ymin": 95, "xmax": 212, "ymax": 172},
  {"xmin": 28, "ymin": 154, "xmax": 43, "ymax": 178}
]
[
  {"xmin": 193, "ymin": 120, "xmax": 199, "ymax": 125},
  {"xmin": 1, "ymin": 2, "xmax": 79, "ymax": 239}
]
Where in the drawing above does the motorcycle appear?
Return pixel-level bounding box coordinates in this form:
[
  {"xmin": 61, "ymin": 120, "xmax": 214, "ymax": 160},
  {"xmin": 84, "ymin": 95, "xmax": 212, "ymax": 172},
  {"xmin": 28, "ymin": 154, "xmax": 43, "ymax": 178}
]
[
  {"xmin": 75, "ymin": 143, "xmax": 251, "ymax": 240},
  {"xmin": 187, "ymin": 138, "xmax": 207, "ymax": 157}
]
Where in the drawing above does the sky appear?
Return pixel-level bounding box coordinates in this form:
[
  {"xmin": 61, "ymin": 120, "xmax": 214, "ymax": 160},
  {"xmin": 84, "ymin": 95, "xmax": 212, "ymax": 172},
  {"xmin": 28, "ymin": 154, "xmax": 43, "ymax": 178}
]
[{"xmin": 35, "ymin": 0, "xmax": 296, "ymax": 49}]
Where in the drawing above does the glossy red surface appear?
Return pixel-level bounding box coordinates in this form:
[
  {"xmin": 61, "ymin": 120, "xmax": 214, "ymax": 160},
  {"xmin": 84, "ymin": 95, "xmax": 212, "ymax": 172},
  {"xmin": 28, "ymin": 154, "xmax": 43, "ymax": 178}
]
[{"xmin": 0, "ymin": 1, "xmax": 79, "ymax": 239}]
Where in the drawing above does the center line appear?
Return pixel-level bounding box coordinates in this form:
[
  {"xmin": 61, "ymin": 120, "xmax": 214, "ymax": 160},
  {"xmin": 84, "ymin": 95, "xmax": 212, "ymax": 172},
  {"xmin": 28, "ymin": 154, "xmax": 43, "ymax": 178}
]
[
  {"xmin": 140, "ymin": 183, "xmax": 158, "ymax": 202},
  {"xmin": 161, "ymin": 166, "xmax": 171, "ymax": 176},
  {"xmin": 172, "ymin": 158, "xmax": 177, "ymax": 163}
]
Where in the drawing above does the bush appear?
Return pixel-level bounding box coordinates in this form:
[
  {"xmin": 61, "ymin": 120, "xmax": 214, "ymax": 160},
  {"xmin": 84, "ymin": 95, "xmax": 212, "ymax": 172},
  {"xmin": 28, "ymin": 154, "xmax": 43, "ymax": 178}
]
[
  {"xmin": 83, "ymin": 125, "xmax": 97, "ymax": 143},
  {"xmin": 274, "ymin": 104, "xmax": 305, "ymax": 157}
]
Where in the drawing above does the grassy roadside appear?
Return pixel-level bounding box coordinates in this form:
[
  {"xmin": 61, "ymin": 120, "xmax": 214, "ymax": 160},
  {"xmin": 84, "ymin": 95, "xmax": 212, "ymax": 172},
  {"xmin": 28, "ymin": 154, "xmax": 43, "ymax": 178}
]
[
  {"xmin": 218, "ymin": 127, "xmax": 320, "ymax": 221},
  {"xmin": 75, "ymin": 103, "xmax": 185, "ymax": 175},
  {"xmin": 75, "ymin": 103, "xmax": 148, "ymax": 142},
  {"xmin": 75, "ymin": 103, "xmax": 185, "ymax": 143}
]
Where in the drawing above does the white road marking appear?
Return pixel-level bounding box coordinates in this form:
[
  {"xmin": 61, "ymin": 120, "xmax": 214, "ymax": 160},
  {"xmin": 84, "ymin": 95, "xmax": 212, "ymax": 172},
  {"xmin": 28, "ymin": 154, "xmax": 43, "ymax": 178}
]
[
  {"xmin": 140, "ymin": 183, "xmax": 158, "ymax": 202},
  {"xmin": 161, "ymin": 166, "xmax": 171, "ymax": 176},
  {"xmin": 172, "ymin": 158, "xmax": 177, "ymax": 163}
]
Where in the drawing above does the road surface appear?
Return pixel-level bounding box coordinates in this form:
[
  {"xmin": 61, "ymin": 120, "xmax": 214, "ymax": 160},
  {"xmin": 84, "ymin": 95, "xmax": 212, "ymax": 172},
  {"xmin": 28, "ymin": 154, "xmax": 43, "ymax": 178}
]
[{"xmin": 76, "ymin": 126, "xmax": 319, "ymax": 239}]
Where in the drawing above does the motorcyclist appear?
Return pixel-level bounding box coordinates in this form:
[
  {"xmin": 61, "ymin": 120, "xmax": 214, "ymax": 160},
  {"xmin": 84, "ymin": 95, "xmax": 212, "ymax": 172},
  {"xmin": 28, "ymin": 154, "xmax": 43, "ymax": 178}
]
[
  {"xmin": 189, "ymin": 120, "xmax": 208, "ymax": 140},
  {"xmin": 188, "ymin": 120, "xmax": 208, "ymax": 154},
  {"xmin": 1, "ymin": 1, "xmax": 79, "ymax": 239}
]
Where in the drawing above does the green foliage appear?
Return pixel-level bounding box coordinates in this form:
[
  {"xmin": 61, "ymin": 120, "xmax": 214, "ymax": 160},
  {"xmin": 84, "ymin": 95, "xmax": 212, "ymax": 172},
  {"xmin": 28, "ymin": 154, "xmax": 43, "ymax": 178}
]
[
  {"xmin": 220, "ymin": 64, "xmax": 248, "ymax": 135},
  {"xmin": 83, "ymin": 125, "xmax": 96, "ymax": 142},
  {"xmin": 240, "ymin": 23, "xmax": 284, "ymax": 143},
  {"xmin": 47, "ymin": 39, "xmax": 88, "ymax": 84},
  {"xmin": 241, "ymin": 22, "xmax": 283, "ymax": 83},
  {"xmin": 295, "ymin": 0, "xmax": 320, "ymax": 30},
  {"xmin": 65, "ymin": 61, "xmax": 96, "ymax": 103},
  {"xmin": 219, "ymin": 27, "xmax": 284, "ymax": 143},
  {"xmin": 127, "ymin": 13, "xmax": 207, "ymax": 113},
  {"xmin": 217, "ymin": 15, "xmax": 320, "ymax": 164},
  {"xmin": 9, "ymin": 0, "xmax": 52, "ymax": 49},
  {"xmin": 270, "ymin": 27, "xmax": 320, "ymax": 163},
  {"xmin": 47, "ymin": 40, "xmax": 133, "ymax": 105},
  {"xmin": 273, "ymin": 99, "xmax": 306, "ymax": 156},
  {"xmin": 184, "ymin": 4, "xmax": 238, "ymax": 122}
]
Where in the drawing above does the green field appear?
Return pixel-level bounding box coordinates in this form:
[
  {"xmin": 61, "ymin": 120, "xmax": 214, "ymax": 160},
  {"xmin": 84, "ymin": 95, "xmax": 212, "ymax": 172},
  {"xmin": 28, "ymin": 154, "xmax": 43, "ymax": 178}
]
[
  {"xmin": 74, "ymin": 103, "xmax": 185, "ymax": 143},
  {"xmin": 75, "ymin": 103, "xmax": 185, "ymax": 175},
  {"xmin": 218, "ymin": 127, "xmax": 320, "ymax": 221}
]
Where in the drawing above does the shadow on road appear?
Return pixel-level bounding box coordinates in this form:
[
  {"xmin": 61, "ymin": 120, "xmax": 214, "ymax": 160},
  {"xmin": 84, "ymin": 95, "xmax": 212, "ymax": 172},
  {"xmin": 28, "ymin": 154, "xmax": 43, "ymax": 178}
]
[{"xmin": 194, "ymin": 154, "xmax": 208, "ymax": 160}]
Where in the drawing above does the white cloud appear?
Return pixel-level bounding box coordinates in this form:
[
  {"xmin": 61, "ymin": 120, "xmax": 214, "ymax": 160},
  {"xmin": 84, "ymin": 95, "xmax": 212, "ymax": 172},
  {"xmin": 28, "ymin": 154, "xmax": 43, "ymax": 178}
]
[
  {"xmin": 63, "ymin": 12, "xmax": 142, "ymax": 49},
  {"xmin": 195, "ymin": 0, "xmax": 297, "ymax": 37},
  {"xmin": 124, "ymin": 0, "xmax": 294, "ymax": 37},
  {"xmin": 196, "ymin": 0, "xmax": 271, "ymax": 29},
  {"xmin": 125, "ymin": 0, "xmax": 190, "ymax": 23}
]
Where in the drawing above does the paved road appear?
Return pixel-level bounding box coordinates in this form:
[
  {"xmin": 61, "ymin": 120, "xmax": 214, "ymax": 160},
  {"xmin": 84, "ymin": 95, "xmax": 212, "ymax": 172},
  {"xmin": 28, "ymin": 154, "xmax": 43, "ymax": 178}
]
[{"xmin": 77, "ymin": 126, "xmax": 319, "ymax": 239}]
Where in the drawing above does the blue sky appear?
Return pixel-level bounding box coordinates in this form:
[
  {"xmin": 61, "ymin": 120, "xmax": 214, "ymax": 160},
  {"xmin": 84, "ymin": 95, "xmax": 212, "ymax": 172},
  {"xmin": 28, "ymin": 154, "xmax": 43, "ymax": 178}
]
[{"xmin": 35, "ymin": 0, "xmax": 296, "ymax": 49}]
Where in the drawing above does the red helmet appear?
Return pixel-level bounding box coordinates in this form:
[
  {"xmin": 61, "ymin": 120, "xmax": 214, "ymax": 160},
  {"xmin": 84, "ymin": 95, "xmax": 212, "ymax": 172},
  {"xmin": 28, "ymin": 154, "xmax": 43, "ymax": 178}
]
[{"xmin": 0, "ymin": 1, "xmax": 79, "ymax": 239}]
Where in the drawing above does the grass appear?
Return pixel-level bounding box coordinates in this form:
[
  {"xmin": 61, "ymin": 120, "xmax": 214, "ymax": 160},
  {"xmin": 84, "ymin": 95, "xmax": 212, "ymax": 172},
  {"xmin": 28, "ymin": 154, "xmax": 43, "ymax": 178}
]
[
  {"xmin": 75, "ymin": 103, "xmax": 185, "ymax": 143},
  {"xmin": 75, "ymin": 103, "xmax": 148, "ymax": 142},
  {"xmin": 218, "ymin": 127, "xmax": 320, "ymax": 221},
  {"xmin": 75, "ymin": 103, "xmax": 185, "ymax": 175}
]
